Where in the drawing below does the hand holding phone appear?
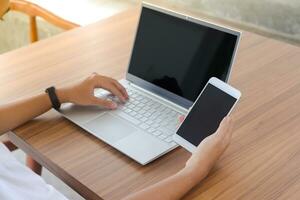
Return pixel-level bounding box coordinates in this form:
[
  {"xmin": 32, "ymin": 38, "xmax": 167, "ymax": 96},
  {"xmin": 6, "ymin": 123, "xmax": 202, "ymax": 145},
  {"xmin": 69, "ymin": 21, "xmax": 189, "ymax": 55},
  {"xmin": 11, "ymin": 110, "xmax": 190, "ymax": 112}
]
[
  {"xmin": 173, "ymin": 77, "xmax": 241, "ymax": 152},
  {"xmin": 182, "ymin": 116, "xmax": 234, "ymax": 183}
]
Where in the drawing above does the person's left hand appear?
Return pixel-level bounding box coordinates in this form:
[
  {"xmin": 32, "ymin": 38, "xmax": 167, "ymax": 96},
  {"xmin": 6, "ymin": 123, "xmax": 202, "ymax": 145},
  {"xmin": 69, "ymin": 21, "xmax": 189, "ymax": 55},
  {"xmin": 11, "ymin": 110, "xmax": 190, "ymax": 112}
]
[{"xmin": 57, "ymin": 73, "xmax": 129, "ymax": 109}]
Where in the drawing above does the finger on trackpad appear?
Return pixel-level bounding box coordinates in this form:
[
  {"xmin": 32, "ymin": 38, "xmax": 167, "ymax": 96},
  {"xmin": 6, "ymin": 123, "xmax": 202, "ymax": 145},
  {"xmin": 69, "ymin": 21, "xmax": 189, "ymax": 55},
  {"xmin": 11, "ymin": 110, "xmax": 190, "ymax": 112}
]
[{"xmin": 84, "ymin": 114, "xmax": 137, "ymax": 143}]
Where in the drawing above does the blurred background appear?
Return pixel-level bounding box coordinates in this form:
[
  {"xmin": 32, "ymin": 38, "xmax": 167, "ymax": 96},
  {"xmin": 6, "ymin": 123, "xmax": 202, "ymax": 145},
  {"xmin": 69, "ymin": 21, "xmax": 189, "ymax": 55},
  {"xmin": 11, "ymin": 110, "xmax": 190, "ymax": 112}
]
[{"xmin": 1, "ymin": 0, "xmax": 300, "ymax": 54}]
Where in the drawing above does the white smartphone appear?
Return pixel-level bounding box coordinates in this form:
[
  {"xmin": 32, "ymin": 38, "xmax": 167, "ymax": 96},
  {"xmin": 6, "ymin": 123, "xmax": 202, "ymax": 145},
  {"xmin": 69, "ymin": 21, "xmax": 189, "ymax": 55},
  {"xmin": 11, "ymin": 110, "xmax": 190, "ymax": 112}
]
[{"xmin": 173, "ymin": 77, "xmax": 241, "ymax": 153}]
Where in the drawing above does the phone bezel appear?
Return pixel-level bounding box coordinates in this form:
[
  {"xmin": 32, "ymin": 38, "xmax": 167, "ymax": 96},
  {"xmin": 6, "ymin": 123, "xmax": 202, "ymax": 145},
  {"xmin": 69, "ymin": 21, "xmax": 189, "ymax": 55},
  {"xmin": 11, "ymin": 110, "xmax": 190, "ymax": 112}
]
[{"xmin": 173, "ymin": 77, "xmax": 241, "ymax": 153}]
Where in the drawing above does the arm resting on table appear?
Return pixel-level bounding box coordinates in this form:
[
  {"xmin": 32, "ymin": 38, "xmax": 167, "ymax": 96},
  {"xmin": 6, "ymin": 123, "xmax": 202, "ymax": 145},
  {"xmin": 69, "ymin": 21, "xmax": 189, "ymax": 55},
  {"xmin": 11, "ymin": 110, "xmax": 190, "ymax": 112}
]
[
  {"xmin": 0, "ymin": 93, "xmax": 53, "ymax": 135},
  {"xmin": 0, "ymin": 73, "xmax": 128, "ymax": 135},
  {"xmin": 123, "ymin": 168, "xmax": 206, "ymax": 200}
]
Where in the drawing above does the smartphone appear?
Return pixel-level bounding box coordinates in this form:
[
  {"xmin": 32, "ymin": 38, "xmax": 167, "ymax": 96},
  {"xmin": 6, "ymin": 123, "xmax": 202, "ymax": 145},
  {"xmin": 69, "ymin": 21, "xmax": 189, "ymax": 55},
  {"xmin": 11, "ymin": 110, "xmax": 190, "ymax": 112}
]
[{"xmin": 173, "ymin": 77, "xmax": 241, "ymax": 152}]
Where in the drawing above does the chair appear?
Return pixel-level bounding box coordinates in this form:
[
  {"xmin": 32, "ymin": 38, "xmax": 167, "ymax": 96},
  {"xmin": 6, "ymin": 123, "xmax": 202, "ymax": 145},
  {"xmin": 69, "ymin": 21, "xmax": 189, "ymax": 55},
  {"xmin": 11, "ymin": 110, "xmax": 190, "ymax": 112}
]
[
  {"xmin": 1, "ymin": 0, "xmax": 80, "ymax": 175},
  {"xmin": 9, "ymin": 0, "xmax": 79, "ymax": 42}
]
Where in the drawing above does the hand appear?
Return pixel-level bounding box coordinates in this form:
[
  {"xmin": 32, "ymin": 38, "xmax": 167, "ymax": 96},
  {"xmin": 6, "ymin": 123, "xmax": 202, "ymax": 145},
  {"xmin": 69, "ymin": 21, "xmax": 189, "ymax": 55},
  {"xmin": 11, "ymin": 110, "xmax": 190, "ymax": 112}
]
[
  {"xmin": 183, "ymin": 117, "xmax": 234, "ymax": 183},
  {"xmin": 56, "ymin": 73, "xmax": 128, "ymax": 109}
]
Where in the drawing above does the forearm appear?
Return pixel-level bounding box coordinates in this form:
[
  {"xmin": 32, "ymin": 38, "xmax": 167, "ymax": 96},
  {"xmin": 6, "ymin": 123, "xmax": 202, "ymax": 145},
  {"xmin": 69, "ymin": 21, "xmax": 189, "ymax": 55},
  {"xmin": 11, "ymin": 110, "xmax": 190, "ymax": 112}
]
[
  {"xmin": 0, "ymin": 88, "xmax": 68, "ymax": 135},
  {"xmin": 0, "ymin": 73, "xmax": 129, "ymax": 136},
  {"xmin": 123, "ymin": 168, "xmax": 205, "ymax": 200}
]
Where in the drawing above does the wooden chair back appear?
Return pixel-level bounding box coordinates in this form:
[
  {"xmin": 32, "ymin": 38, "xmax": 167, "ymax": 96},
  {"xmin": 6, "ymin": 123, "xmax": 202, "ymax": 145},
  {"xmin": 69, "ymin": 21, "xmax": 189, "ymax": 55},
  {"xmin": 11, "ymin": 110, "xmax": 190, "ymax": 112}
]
[{"xmin": 9, "ymin": 0, "xmax": 79, "ymax": 42}]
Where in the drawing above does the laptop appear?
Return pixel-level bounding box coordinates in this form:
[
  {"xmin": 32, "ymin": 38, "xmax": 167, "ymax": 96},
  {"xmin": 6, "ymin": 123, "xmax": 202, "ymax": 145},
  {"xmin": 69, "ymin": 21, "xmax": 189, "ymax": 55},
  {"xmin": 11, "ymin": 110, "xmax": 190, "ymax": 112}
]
[{"xmin": 60, "ymin": 3, "xmax": 241, "ymax": 165}]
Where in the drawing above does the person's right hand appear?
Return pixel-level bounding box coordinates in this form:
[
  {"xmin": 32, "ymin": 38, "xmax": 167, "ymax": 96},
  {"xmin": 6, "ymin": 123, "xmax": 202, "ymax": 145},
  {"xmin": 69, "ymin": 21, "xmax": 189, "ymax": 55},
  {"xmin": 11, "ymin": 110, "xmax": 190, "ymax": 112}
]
[
  {"xmin": 56, "ymin": 73, "xmax": 128, "ymax": 109},
  {"xmin": 183, "ymin": 117, "xmax": 234, "ymax": 183}
]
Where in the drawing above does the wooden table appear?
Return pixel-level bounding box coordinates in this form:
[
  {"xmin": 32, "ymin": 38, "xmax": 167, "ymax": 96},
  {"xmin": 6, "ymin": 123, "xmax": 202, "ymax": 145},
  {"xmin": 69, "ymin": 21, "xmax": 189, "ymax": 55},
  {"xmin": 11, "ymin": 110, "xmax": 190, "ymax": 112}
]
[{"xmin": 1, "ymin": 7, "xmax": 300, "ymax": 200}]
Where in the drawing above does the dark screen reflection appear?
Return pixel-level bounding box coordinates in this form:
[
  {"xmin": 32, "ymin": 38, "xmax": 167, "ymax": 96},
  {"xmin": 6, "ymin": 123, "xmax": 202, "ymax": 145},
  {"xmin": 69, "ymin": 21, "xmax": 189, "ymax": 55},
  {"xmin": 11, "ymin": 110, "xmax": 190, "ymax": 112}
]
[{"xmin": 128, "ymin": 7, "xmax": 238, "ymax": 102}]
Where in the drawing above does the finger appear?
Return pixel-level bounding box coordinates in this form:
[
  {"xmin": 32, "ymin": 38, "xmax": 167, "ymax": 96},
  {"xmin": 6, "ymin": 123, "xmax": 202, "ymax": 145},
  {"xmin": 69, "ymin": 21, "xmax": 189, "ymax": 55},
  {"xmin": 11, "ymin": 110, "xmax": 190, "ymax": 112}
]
[
  {"xmin": 95, "ymin": 79, "xmax": 127, "ymax": 102},
  {"xmin": 112, "ymin": 80, "xmax": 129, "ymax": 99},
  {"xmin": 217, "ymin": 116, "xmax": 232, "ymax": 136},
  {"xmin": 226, "ymin": 117, "xmax": 234, "ymax": 139},
  {"xmin": 179, "ymin": 115, "xmax": 185, "ymax": 123},
  {"xmin": 91, "ymin": 97, "xmax": 118, "ymax": 109},
  {"xmin": 219, "ymin": 117, "xmax": 234, "ymax": 142},
  {"xmin": 104, "ymin": 82, "xmax": 127, "ymax": 102}
]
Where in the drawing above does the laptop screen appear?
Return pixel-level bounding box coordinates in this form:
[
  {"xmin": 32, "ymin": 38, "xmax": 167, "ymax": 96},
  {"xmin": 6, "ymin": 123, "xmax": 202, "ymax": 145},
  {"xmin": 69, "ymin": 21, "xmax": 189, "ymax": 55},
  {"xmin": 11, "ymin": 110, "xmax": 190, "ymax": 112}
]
[{"xmin": 128, "ymin": 6, "xmax": 238, "ymax": 104}]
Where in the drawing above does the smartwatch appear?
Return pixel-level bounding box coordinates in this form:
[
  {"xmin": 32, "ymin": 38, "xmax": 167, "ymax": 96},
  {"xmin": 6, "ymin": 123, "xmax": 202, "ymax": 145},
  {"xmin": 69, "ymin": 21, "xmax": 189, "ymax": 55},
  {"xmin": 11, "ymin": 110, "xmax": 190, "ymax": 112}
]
[{"xmin": 45, "ymin": 86, "xmax": 61, "ymax": 110}]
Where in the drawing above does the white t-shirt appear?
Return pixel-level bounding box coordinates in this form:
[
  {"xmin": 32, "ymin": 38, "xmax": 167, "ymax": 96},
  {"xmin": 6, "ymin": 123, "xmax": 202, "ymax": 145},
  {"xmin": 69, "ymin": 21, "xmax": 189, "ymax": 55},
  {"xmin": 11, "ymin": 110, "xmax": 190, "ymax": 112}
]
[{"xmin": 0, "ymin": 143, "xmax": 68, "ymax": 200}]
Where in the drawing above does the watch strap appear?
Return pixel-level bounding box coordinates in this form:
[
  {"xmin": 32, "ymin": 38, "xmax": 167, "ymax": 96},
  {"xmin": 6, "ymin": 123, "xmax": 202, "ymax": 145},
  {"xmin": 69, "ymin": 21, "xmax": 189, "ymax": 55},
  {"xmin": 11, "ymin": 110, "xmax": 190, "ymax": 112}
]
[{"xmin": 45, "ymin": 86, "xmax": 61, "ymax": 110}]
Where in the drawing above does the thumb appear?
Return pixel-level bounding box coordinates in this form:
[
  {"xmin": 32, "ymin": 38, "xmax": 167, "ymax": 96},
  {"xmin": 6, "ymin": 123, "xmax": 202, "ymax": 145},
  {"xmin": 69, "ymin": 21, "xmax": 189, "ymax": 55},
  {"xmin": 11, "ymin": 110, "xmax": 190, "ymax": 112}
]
[
  {"xmin": 179, "ymin": 115, "xmax": 185, "ymax": 123},
  {"xmin": 91, "ymin": 97, "xmax": 118, "ymax": 109},
  {"xmin": 216, "ymin": 116, "xmax": 234, "ymax": 139}
]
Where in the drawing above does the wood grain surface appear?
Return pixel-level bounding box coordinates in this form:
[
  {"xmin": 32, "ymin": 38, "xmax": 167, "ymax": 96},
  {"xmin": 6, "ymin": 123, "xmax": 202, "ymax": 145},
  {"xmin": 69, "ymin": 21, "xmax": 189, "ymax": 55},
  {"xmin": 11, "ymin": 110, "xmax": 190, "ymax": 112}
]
[{"xmin": 1, "ymin": 6, "xmax": 300, "ymax": 200}]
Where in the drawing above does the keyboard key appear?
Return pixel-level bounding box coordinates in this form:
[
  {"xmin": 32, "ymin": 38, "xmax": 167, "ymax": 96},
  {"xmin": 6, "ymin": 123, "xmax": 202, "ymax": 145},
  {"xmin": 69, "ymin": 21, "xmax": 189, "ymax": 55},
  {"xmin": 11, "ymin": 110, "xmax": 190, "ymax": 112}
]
[
  {"xmin": 136, "ymin": 114, "xmax": 143, "ymax": 119},
  {"xmin": 170, "ymin": 142, "xmax": 177, "ymax": 146},
  {"xmin": 161, "ymin": 121, "xmax": 168, "ymax": 126},
  {"xmin": 141, "ymin": 117, "xmax": 147, "ymax": 122},
  {"xmin": 170, "ymin": 111, "xmax": 177, "ymax": 116},
  {"xmin": 141, "ymin": 99, "xmax": 148, "ymax": 103},
  {"xmin": 152, "ymin": 123, "xmax": 160, "ymax": 128},
  {"xmin": 149, "ymin": 115, "xmax": 156, "ymax": 120},
  {"xmin": 158, "ymin": 134, "xmax": 167, "ymax": 140},
  {"xmin": 139, "ymin": 123, "xmax": 150, "ymax": 130},
  {"xmin": 165, "ymin": 107, "xmax": 171, "ymax": 113},
  {"xmin": 153, "ymin": 130, "xmax": 162, "ymax": 136},
  {"xmin": 164, "ymin": 137, "xmax": 173, "ymax": 143},
  {"xmin": 137, "ymin": 103, "xmax": 144, "ymax": 107},
  {"xmin": 147, "ymin": 101, "xmax": 154, "ymax": 106},
  {"xmin": 146, "ymin": 120, "xmax": 154, "ymax": 125},
  {"xmin": 148, "ymin": 109, "xmax": 155, "ymax": 114},
  {"xmin": 130, "ymin": 111, "xmax": 137, "ymax": 116},
  {"xmin": 124, "ymin": 109, "xmax": 131, "ymax": 113},
  {"xmin": 131, "ymin": 101, "xmax": 138, "ymax": 105},
  {"xmin": 152, "ymin": 103, "xmax": 160, "ymax": 109},
  {"xmin": 154, "ymin": 118, "xmax": 163, "ymax": 123},
  {"xmin": 157, "ymin": 105, "xmax": 166, "ymax": 112},
  {"xmin": 133, "ymin": 107, "xmax": 141, "ymax": 112},
  {"xmin": 158, "ymin": 127, "xmax": 174, "ymax": 136},
  {"xmin": 166, "ymin": 124, "xmax": 176, "ymax": 131},
  {"xmin": 148, "ymin": 127, "xmax": 156, "ymax": 133},
  {"xmin": 157, "ymin": 116, "xmax": 164, "ymax": 120},
  {"xmin": 144, "ymin": 113, "xmax": 151, "ymax": 117},
  {"xmin": 119, "ymin": 106, "xmax": 126, "ymax": 110}
]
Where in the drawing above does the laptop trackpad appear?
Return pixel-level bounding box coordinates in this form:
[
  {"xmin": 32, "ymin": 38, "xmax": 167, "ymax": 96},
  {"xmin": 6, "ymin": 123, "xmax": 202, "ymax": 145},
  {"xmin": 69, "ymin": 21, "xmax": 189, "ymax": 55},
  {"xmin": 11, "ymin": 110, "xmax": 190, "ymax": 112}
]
[{"xmin": 84, "ymin": 113, "xmax": 137, "ymax": 144}]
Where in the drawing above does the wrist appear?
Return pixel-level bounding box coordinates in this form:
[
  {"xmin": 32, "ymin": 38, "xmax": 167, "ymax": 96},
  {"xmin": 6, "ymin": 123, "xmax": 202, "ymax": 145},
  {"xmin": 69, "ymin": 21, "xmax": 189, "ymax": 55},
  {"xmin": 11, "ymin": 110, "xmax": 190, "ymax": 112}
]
[
  {"xmin": 56, "ymin": 87, "xmax": 70, "ymax": 104},
  {"xmin": 180, "ymin": 166, "xmax": 207, "ymax": 185}
]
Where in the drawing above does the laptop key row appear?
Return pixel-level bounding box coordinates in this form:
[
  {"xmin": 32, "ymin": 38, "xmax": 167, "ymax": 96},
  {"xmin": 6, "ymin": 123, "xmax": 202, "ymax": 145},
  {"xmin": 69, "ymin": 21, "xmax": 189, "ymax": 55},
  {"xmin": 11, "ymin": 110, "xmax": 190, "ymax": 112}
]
[
  {"xmin": 117, "ymin": 87, "xmax": 180, "ymax": 145},
  {"xmin": 97, "ymin": 87, "xmax": 181, "ymax": 146}
]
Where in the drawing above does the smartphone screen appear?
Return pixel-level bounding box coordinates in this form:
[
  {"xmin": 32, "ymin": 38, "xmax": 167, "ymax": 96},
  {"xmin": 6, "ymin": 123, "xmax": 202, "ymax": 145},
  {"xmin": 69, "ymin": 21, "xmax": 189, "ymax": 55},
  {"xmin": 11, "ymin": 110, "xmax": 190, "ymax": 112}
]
[{"xmin": 176, "ymin": 83, "xmax": 238, "ymax": 146}]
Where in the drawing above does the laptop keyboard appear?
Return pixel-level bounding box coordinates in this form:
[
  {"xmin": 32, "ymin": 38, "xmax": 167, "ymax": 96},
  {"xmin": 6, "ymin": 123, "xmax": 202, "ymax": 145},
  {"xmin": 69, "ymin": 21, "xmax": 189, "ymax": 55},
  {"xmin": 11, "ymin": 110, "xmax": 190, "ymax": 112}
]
[{"xmin": 97, "ymin": 86, "xmax": 182, "ymax": 146}]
